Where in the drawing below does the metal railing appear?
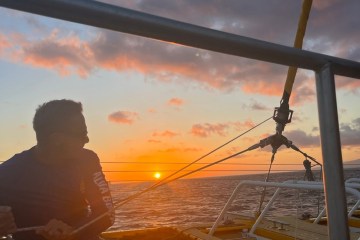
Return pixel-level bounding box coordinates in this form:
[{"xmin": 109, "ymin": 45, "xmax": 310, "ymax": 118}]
[{"xmin": 208, "ymin": 180, "xmax": 360, "ymax": 237}]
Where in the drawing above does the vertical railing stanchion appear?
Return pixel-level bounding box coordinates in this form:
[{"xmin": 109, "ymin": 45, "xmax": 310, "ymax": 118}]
[{"xmin": 315, "ymin": 63, "xmax": 349, "ymax": 240}]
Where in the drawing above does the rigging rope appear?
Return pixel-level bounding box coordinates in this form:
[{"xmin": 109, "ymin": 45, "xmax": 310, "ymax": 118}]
[
  {"xmin": 71, "ymin": 115, "xmax": 275, "ymax": 234},
  {"xmin": 111, "ymin": 115, "xmax": 272, "ymax": 207},
  {"xmin": 257, "ymin": 152, "xmax": 276, "ymax": 215},
  {"xmin": 72, "ymin": 142, "xmax": 258, "ymax": 235}
]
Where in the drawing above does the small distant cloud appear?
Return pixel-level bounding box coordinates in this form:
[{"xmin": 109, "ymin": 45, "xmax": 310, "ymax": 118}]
[
  {"xmin": 340, "ymin": 118, "xmax": 360, "ymax": 146},
  {"xmin": 148, "ymin": 108, "xmax": 157, "ymax": 113},
  {"xmin": 312, "ymin": 127, "xmax": 319, "ymax": 132},
  {"xmin": 353, "ymin": 118, "xmax": 360, "ymax": 126},
  {"xmin": 336, "ymin": 76, "xmax": 360, "ymax": 94},
  {"xmin": 224, "ymin": 146, "xmax": 246, "ymax": 156},
  {"xmin": 190, "ymin": 123, "xmax": 229, "ymax": 138},
  {"xmin": 190, "ymin": 120, "xmax": 256, "ymax": 138},
  {"xmin": 242, "ymin": 99, "xmax": 270, "ymax": 111},
  {"xmin": 0, "ymin": 34, "xmax": 10, "ymax": 55},
  {"xmin": 184, "ymin": 147, "xmax": 202, "ymax": 152},
  {"xmin": 158, "ymin": 147, "xmax": 202, "ymax": 153},
  {"xmin": 168, "ymin": 97, "xmax": 184, "ymax": 106},
  {"xmin": 339, "ymin": 108, "xmax": 347, "ymax": 114},
  {"xmin": 148, "ymin": 139, "xmax": 162, "ymax": 143},
  {"xmin": 108, "ymin": 111, "xmax": 139, "ymax": 124},
  {"xmin": 284, "ymin": 118, "xmax": 360, "ymax": 148},
  {"xmin": 232, "ymin": 120, "xmax": 255, "ymax": 130},
  {"xmin": 291, "ymin": 115, "xmax": 304, "ymax": 123},
  {"xmin": 285, "ymin": 130, "xmax": 320, "ymax": 147},
  {"xmin": 251, "ymin": 102, "xmax": 269, "ymax": 111},
  {"xmin": 289, "ymin": 74, "xmax": 316, "ymax": 106},
  {"xmin": 152, "ymin": 130, "xmax": 179, "ymax": 137},
  {"xmin": 158, "ymin": 148, "xmax": 179, "ymax": 153}
]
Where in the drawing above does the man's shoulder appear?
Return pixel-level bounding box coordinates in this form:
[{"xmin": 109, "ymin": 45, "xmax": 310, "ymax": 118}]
[
  {"xmin": 76, "ymin": 149, "xmax": 101, "ymax": 172},
  {"xmin": 0, "ymin": 148, "xmax": 33, "ymax": 168},
  {"xmin": 80, "ymin": 149, "xmax": 100, "ymax": 162}
]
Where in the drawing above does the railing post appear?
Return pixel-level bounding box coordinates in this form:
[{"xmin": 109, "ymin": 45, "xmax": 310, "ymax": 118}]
[{"xmin": 315, "ymin": 63, "xmax": 349, "ymax": 240}]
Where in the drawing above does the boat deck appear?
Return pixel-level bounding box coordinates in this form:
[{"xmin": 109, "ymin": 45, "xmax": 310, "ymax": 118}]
[
  {"xmin": 209, "ymin": 215, "xmax": 360, "ymax": 240},
  {"xmin": 101, "ymin": 215, "xmax": 360, "ymax": 240}
]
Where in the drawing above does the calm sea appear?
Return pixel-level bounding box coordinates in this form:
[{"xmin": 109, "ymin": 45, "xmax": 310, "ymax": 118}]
[{"xmin": 108, "ymin": 169, "xmax": 360, "ymax": 231}]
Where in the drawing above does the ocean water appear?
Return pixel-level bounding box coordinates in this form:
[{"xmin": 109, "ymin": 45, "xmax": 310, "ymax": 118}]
[{"xmin": 108, "ymin": 169, "xmax": 360, "ymax": 231}]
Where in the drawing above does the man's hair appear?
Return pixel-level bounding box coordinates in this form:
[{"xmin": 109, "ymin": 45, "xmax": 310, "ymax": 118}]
[{"xmin": 33, "ymin": 99, "xmax": 83, "ymax": 143}]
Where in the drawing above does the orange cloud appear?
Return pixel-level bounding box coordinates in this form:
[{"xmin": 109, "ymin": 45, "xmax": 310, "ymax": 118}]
[
  {"xmin": 184, "ymin": 147, "xmax": 203, "ymax": 152},
  {"xmin": 1, "ymin": 30, "xmax": 94, "ymax": 77},
  {"xmin": 108, "ymin": 111, "xmax": 139, "ymax": 124},
  {"xmin": 289, "ymin": 76, "xmax": 316, "ymax": 106},
  {"xmin": 336, "ymin": 76, "xmax": 360, "ymax": 93},
  {"xmin": 22, "ymin": 32, "xmax": 94, "ymax": 78},
  {"xmin": 168, "ymin": 98, "xmax": 184, "ymax": 106},
  {"xmin": 158, "ymin": 147, "xmax": 202, "ymax": 153},
  {"xmin": 190, "ymin": 120, "xmax": 257, "ymax": 138},
  {"xmin": 190, "ymin": 123, "xmax": 229, "ymax": 138},
  {"xmin": 158, "ymin": 148, "xmax": 179, "ymax": 153},
  {"xmin": 148, "ymin": 108, "xmax": 157, "ymax": 113},
  {"xmin": 0, "ymin": 34, "xmax": 10, "ymax": 55},
  {"xmin": 152, "ymin": 130, "xmax": 179, "ymax": 137},
  {"xmin": 232, "ymin": 120, "xmax": 255, "ymax": 130}
]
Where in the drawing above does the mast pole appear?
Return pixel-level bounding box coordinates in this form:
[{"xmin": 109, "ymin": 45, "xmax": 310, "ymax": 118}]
[{"xmin": 315, "ymin": 63, "xmax": 349, "ymax": 240}]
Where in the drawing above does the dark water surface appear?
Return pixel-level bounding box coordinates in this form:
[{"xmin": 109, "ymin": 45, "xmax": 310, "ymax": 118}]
[{"xmin": 108, "ymin": 169, "xmax": 360, "ymax": 231}]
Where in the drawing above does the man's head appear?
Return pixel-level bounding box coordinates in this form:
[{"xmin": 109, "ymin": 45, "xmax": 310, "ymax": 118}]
[{"xmin": 33, "ymin": 99, "xmax": 89, "ymax": 157}]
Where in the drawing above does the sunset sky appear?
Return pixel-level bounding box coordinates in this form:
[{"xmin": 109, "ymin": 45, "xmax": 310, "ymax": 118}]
[{"xmin": 0, "ymin": 0, "xmax": 359, "ymax": 181}]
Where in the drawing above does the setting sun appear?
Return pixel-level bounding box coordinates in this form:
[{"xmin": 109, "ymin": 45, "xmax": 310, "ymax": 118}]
[{"xmin": 154, "ymin": 172, "xmax": 161, "ymax": 179}]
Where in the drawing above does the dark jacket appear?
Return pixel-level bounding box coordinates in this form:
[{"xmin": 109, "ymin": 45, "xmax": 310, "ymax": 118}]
[{"xmin": 0, "ymin": 147, "xmax": 114, "ymax": 240}]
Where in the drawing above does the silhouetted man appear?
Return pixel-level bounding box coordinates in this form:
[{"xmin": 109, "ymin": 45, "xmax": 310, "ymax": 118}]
[{"xmin": 0, "ymin": 99, "xmax": 114, "ymax": 240}]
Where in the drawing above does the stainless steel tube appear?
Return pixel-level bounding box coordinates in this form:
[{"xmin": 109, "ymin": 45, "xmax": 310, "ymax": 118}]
[{"xmin": 315, "ymin": 64, "xmax": 349, "ymax": 240}]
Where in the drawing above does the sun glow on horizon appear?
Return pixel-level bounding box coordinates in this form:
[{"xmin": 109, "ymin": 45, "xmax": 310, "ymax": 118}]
[{"xmin": 154, "ymin": 172, "xmax": 161, "ymax": 179}]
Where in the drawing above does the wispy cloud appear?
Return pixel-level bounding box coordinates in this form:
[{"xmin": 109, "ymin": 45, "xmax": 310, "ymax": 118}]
[
  {"xmin": 108, "ymin": 110, "xmax": 139, "ymax": 124},
  {"xmin": 190, "ymin": 123, "xmax": 229, "ymax": 138},
  {"xmin": 148, "ymin": 108, "xmax": 157, "ymax": 113},
  {"xmin": 152, "ymin": 130, "xmax": 179, "ymax": 138},
  {"xmin": 0, "ymin": 34, "xmax": 10, "ymax": 55},
  {"xmin": 190, "ymin": 120, "xmax": 255, "ymax": 138},
  {"xmin": 285, "ymin": 130, "xmax": 320, "ymax": 147},
  {"xmin": 167, "ymin": 97, "xmax": 184, "ymax": 106},
  {"xmin": 242, "ymin": 99, "xmax": 270, "ymax": 111},
  {"xmin": 148, "ymin": 139, "xmax": 161, "ymax": 143},
  {"xmin": 340, "ymin": 118, "xmax": 360, "ymax": 146},
  {"xmin": 284, "ymin": 118, "xmax": 360, "ymax": 148},
  {"xmin": 22, "ymin": 30, "xmax": 93, "ymax": 77},
  {"xmin": 158, "ymin": 147, "xmax": 202, "ymax": 153},
  {"xmin": 289, "ymin": 75, "xmax": 316, "ymax": 106}
]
